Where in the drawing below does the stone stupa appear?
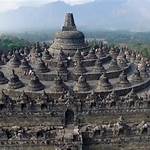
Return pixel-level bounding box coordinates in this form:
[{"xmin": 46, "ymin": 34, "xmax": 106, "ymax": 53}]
[
  {"xmin": 49, "ymin": 13, "xmax": 88, "ymax": 56},
  {"xmin": 117, "ymin": 71, "xmax": 131, "ymax": 88},
  {"xmin": 28, "ymin": 73, "xmax": 44, "ymax": 91},
  {"xmin": 51, "ymin": 74, "xmax": 68, "ymax": 93},
  {"xmin": 96, "ymin": 73, "xmax": 113, "ymax": 91},
  {"xmin": 73, "ymin": 75, "xmax": 90, "ymax": 92},
  {"xmin": 8, "ymin": 70, "xmax": 24, "ymax": 89}
]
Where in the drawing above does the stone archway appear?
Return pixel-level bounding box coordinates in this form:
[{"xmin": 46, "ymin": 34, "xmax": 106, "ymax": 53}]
[{"xmin": 65, "ymin": 109, "xmax": 74, "ymax": 125}]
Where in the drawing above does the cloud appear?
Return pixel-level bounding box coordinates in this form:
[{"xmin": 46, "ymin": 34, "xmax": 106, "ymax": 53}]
[
  {"xmin": 0, "ymin": 1, "xmax": 19, "ymax": 12},
  {"xmin": 61, "ymin": 0, "xmax": 95, "ymax": 5},
  {"xmin": 0, "ymin": 0, "xmax": 95, "ymax": 13}
]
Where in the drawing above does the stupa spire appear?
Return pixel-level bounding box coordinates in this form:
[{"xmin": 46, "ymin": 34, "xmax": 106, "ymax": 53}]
[{"xmin": 62, "ymin": 13, "xmax": 77, "ymax": 31}]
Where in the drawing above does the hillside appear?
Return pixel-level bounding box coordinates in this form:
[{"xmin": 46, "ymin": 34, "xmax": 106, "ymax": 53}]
[{"xmin": 0, "ymin": 0, "xmax": 150, "ymax": 32}]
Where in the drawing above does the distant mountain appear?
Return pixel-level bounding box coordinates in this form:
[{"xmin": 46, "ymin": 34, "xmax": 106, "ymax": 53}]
[{"xmin": 0, "ymin": 0, "xmax": 149, "ymax": 32}]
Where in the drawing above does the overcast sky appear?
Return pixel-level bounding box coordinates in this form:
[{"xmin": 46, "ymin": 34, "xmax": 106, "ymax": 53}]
[
  {"xmin": 0, "ymin": 0, "xmax": 95, "ymax": 12},
  {"xmin": 0, "ymin": 0, "xmax": 150, "ymax": 31}
]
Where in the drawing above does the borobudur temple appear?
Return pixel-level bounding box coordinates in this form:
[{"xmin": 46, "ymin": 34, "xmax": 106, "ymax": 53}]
[{"xmin": 0, "ymin": 13, "xmax": 150, "ymax": 150}]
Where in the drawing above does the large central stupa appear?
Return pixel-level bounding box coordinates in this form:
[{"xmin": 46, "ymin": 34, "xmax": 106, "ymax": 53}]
[{"xmin": 49, "ymin": 13, "xmax": 88, "ymax": 56}]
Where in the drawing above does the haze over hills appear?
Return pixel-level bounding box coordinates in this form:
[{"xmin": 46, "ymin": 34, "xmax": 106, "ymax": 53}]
[{"xmin": 0, "ymin": 0, "xmax": 150, "ymax": 32}]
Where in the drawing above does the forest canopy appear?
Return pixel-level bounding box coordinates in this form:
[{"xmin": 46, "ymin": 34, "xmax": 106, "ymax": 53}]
[
  {"xmin": 0, "ymin": 31, "xmax": 150, "ymax": 58},
  {"xmin": 0, "ymin": 34, "xmax": 30, "ymax": 52}
]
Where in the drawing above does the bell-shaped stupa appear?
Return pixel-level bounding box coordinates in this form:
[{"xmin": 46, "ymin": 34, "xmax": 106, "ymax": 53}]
[
  {"xmin": 49, "ymin": 13, "xmax": 88, "ymax": 56},
  {"xmin": 8, "ymin": 70, "xmax": 24, "ymax": 89}
]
